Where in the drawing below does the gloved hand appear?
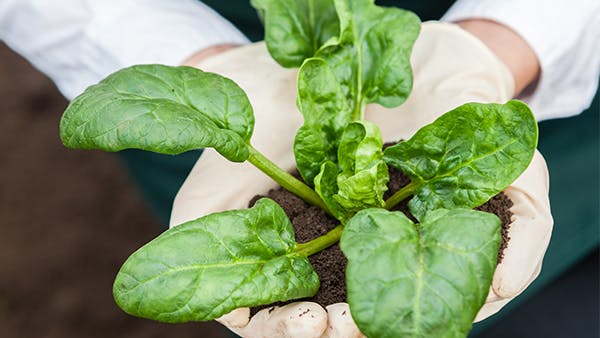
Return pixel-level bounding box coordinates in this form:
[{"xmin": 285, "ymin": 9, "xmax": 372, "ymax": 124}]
[{"xmin": 170, "ymin": 21, "xmax": 553, "ymax": 337}]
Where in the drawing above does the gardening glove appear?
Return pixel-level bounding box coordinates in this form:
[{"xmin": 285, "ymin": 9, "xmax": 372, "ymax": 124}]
[{"xmin": 170, "ymin": 21, "xmax": 553, "ymax": 337}]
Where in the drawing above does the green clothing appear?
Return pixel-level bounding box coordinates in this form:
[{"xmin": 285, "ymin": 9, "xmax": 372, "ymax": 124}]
[{"xmin": 117, "ymin": 1, "xmax": 599, "ymax": 336}]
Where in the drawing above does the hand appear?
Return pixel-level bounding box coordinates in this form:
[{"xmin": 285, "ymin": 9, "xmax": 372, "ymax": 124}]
[{"xmin": 170, "ymin": 21, "xmax": 552, "ymax": 337}]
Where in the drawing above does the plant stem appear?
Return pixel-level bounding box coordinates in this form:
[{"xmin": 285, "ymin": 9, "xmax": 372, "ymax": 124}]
[
  {"xmin": 294, "ymin": 225, "xmax": 344, "ymax": 257},
  {"xmin": 384, "ymin": 180, "xmax": 418, "ymax": 210},
  {"xmin": 246, "ymin": 144, "xmax": 331, "ymax": 213}
]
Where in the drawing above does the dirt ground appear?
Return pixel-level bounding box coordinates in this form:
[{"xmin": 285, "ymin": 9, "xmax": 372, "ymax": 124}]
[{"xmin": 0, "ymin": 44, "xmax": 230, "ymax": 337}]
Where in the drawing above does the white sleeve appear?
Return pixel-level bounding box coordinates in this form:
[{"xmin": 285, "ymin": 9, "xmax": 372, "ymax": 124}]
[
  {"xmin": 0, "ymin": 0, "xmax": 249, "ymax": 100},
  {"xmin": 442, "ymin": 0, "xmax": 600, "ymax": 121}
]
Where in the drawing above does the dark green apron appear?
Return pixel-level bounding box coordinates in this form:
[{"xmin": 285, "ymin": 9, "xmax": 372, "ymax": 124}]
[{"xmin": 117, "ymin": 1, "xmax": 599, "ymax": 336}]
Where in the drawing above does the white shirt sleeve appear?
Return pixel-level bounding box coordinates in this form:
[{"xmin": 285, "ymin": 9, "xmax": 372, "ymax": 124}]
[
  {"xmin": 442, "ymin": 0, "xmax": 600, "ymax": 121},
  {"xmin": 0, "ymin": 0, "xmax": 249, "ymax": 100}
]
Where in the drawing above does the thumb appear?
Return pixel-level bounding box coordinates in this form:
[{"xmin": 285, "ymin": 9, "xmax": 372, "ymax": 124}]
[{"xmin": 492, "ymin": 151, "xmax": 553, "ymax": 298}]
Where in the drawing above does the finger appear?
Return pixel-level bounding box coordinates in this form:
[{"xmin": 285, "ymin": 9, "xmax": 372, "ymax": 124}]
[
  {"xmin": 321, "ymin": 303, "xmax": 365, "ymax": 338},
  {"xmin": 216, "ymin": 307, "xmax": 251, "ymax": 329},
  {"xmin": 477, "ymin": 256, "xmax": 543, "ymax": 324},
  {"xmin": 236, "ymin": 302, "xmax": 328, "ymax": 338},
  {"xmin": 492, "ymin": 151, "xmax": 553, "ymax": 298},
  {"xmin": 474, "ymin": 297, "xmax": 511, "ymax": 322}
]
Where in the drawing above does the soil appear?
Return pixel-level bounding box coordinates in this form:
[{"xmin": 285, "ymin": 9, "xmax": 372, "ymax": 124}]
[
  {"xmin": 250, "ymin": 166, "xmax": 513, "ymax": 315},
  {"xmin": 0, "ymin": 44, "xmax": 229, "ymax": 337}
]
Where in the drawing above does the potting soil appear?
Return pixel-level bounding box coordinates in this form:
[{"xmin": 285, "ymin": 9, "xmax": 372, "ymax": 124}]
[{"xmin": 249, "ymin": 167, "xmax": 513, "ymax": 315}]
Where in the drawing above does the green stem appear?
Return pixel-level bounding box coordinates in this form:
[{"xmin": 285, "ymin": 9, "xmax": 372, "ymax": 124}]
[
  {"xmin": 294, "ymin": 225, "xmax": 343, "ymax": 257},
  {"xmin": 246, "ymin": 144, "xmax": 331, "ymax": 213},
  {"xmin": 352, "ymin": 98, "xmax": 366, "ymax": 121},
  {"xmin": 384, "ymin": 180, "xmax": 418, "ymax": 210}
]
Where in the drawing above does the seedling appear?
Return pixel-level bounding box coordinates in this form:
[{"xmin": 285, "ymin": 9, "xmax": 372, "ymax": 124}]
[{"xmin": 59, "ymin": 0, "xmax": 538, "ymax": 337}]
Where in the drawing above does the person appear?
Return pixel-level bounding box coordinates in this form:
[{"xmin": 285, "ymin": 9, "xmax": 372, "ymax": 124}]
[{"xmin": 1, "ymin": 0, "xmax": 598, "ymax": 336}]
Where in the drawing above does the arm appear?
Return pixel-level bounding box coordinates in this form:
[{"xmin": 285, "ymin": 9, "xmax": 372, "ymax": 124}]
[{"xmin": 0, "ymin": 0, "xmax": 248, "ymax": 100}]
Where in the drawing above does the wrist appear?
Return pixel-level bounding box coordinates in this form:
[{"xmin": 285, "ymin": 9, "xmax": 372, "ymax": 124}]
[{"xmin": 456, "ymin": 19, "xmax": 540, "ymax": 96}]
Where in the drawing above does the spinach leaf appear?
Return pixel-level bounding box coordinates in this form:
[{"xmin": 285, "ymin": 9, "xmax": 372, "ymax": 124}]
[
  {"xmin": 316, "ymin": 0, "xmax": 421, "ymax": 116},
  {"xmin": 294, "ymin": 59, "xmax": 352, "ymax": 183},
  {"xmin": 384, "ymin": 100, "xmax": 538, "ymax": 220},
  {"xmin": 335, "ymin": 121, "xmax": 388, "ymax": 212},
  {"xmin": 341, "ymin": 208, "xmax": 501, "ymax": 338},
  {"xmin": 251, "ymin": 0, "xmax": 339, "ymax": 67},
  {"xmin": 113, "ymin": 198, "xmax": 319, "ymax": 323},
  {"xmin": 314, "ymin": 161, "xmax": 347, "ymax": 221},
  {"xmin": 60, "ymin": 64, "xmax": 254, "ymax": 162},
  {"xmin": 314, "ymin": 121, "xmax": 389, "ymax": 222}
]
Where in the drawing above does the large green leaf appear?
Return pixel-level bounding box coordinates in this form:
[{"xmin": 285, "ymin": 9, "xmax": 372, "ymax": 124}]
[
  {"xmin": 60, "ymin": 64, "xmax": 254, "ymax": 162},
  {"xmin": 294, "ymin": 59, "xmax": 352, "ymax": 183},
  {"xmin": 251, "ymin": 0, "xmax": 339, "ymax": 67},
  {"xmin": 341, "ymin": 208, "xmax": 501, "ymax": 338},
  {"xmin": 317, "ymin": 0, "xmax": 421, "ymax": 115},
  {"xmin": 113, "ymin": 199, "xmax": 319, "ymax": 323},
  {"xmin": 384, "ymin": 100, "xmax": 538, "ymax": 220}
]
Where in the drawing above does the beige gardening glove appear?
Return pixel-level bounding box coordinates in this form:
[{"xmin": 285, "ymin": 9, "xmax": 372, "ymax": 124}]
[{"xmin": 170, "ymin": 22, "xmax": 553, "ymax": 337}]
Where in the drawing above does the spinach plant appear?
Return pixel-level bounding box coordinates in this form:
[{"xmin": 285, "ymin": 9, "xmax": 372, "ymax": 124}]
[{"xmin": 59, "ymin": 0, "xmax": 538, "ymax": 337}]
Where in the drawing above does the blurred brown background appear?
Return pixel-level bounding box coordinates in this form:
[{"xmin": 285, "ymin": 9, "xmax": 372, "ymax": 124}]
[{"xmin": 0, "ymin": 43, "xmax": 229, "ymax": 337}]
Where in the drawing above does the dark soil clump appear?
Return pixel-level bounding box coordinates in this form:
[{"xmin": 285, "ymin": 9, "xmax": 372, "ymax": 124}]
[
  {"xmin": 250, "ymin": 167, "xmax": 513, "ymax": 315},
  {"xmin": 476, "ymin": 192, "xmax": 513, "ymax": 262}
]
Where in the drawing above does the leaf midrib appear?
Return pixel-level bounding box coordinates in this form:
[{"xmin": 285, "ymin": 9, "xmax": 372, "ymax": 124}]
[
  {"xmin": 413, "ymin": 138, "xmax": 521, "ymax": 187},
  {"xmin": 120, "ymin": 250, "xmax": 304, "ymax": 292}
]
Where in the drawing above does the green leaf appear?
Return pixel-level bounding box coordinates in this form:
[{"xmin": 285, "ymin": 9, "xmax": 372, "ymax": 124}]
[
  {"xmin": 314, "ymin": 161, "xmax": 347, "ymax": 221},
  {"xmin": 384, "ymin": 100, "xmax": 538, "ymax": 220},
  {"xmin": 294, "ymin": 125, "xmax": 339, "ymax": 184},
  {"xmin": 317, "ymin": 0, "xmax": 421, "ymax": 115},
  {"xmin": 337, "ymin": 121, "xmax": 384, "ymax": 174},
  {"xmin": 113, "ymin": 199, "xmax": 319, "ymax": 323},
  {"xmin": 60, "ymin": 64, "xmax": 254, "ymax": 162},
  {"xmin": 294, "ymin": 59, "xmax": 352, "ymax": 183},
  {"xmin": 335, "ymin": 162, "xmax": 388, "ymax": 213},
  {"xmin": 251, "ymin": 0, "xmax": 339, "ymax": 67},
  {"xmin": 313, "ymin": 121, "xmax": 389, "ymax": 223},
  {"xmin": 296, "ymin": 59, "xmax": 352, "ymax": 127},
  {"xmin": 334, "ymin": 121, "xmax": 388, "ymax": 212},
  {"xmin": 341, "ymin": 208, "xmax": 501, "ymax": 338}
]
